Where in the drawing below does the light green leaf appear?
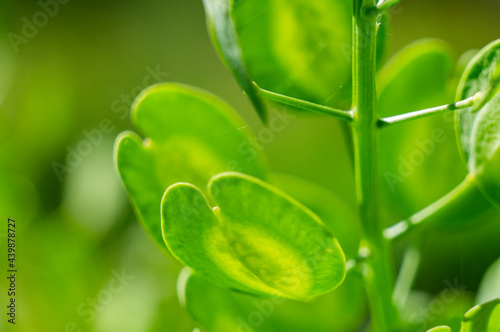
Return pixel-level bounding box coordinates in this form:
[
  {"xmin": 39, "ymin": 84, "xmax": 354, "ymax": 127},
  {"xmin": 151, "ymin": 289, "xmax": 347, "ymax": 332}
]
[
  {"xmin": 455, "ymin": 39, "xmax": 500, "ymax": 206},
  {"xmin": 180, "ymin": 268, "xmax": 365, "ymax": 332},
  {"xmin": 202, "ymin": 0, "xmax": 267, "ymax": 121},
  {"xmin": 114, "ymin": 83, "xmax": 268, "ymax": 253},
  {"xmin": 427, "ymin": 327, "xmax": 452, "ymax": 332},
  {"xmin": 378, "ymin": 39, "xmax": 464, "ymax": 217},
  {"xmin": 162, "ymin": 172, "xmax": 346, "ymax": 301},
  {"xmin": 477, "ymin": 257, "xmax": 500, "ymax": 304},
  {"xmin": 461, "ymin": 299, "xmax": 500, "ymax": 332},
  {"xmin": 468, "ymin": 92, "xmax": 500, "ymax": 206},
  {"xmin": 456, "ymin": 39, "xmax": 500, "ymax": 161}
]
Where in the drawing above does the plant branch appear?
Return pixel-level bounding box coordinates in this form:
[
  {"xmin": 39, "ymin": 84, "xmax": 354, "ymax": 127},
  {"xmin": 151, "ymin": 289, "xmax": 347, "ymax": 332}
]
[
  {"xmin": 376, "ymin": 0, "xmax": 404, "ymax": 11},
  {"xmin": 384, "ymin": 176, "xmax": 483, "ymax": 241},
  {"xmin": 253, "ymin": 82, "xmax": 354, "ymax": 123},
  {"xmin": 378, "ymin": 94, "xmax": 479, "ymax": 129}
]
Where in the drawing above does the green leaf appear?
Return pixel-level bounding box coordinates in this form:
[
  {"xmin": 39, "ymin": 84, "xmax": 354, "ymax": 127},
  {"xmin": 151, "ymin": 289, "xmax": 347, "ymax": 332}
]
[
  {"xmin": 180, "ymin": 268, "xmax": 366, "ymax": 332},
  {"xmin": 378, "ymin": 39, "xmax": 464, "ymax": 217},
  {"xmin": 461, "ymin": 299, "xmax": 500, "ymax": 332},
  {"xmin": 202, "ymin": 0, "xmax": 267, "ymax": 121},
  {"xmin": 427, "ymin": 327, "xmax": 452, "ymax": 332},
  {"xmin": 162, "ymin": 172, "xmax": 346, "ymax": 300},
  {"xmin": 232, "ymin": 0, "xmax": 353, "ymax": 108},
  {"xmin": 455, "ymin": 39, "xmax": 500, "ymax": 207},
  {"xmin": 456, "ymin": 39, "xmax": 500, "ymax": 161},
  {"xmin": 114, "ymin": 83, "xmax": 268, "ymax": 254}
]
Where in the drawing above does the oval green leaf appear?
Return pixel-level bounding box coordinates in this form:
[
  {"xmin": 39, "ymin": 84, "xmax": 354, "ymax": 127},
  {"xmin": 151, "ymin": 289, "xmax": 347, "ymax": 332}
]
[
  {"xmin": 461, "ymin": 299, "xmax": 500, "ymax": 332},
  {"xmin": 455, "ymin": 39, "xmax": 500, "ymax": 206},
  {"xmin": 162, "ymin": 172, "xmax": 346, "ymax": 301},
  {"xmin": 114, "ymin": 83, "xmax": 268, "ymax": 253},
  {"xmin": 456, "ymin": 39, "xmax": 500, "ymax": 161},
  {"xmin": 468, "ymin": 92, "xmax": 500, "ymax": 206}
]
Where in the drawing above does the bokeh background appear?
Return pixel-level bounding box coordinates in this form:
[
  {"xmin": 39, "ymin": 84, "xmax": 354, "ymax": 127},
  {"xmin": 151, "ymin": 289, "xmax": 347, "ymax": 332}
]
[{"xmin": 1, "ymin": 0, "xmax": 500, "ymax": 331}]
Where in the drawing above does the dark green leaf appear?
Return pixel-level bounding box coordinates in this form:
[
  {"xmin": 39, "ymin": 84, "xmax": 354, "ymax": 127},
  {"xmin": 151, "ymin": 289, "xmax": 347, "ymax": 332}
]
[
  {"xmin": 202, "ymin": 0, "xmax": 267, "ymax": 121},
  {"xmin": 114, "ymin": 83, "xmax": 268, "ymax": 253},
  {"xmin": 162, "ymin": 172, "xmax": 346, "ymax": 300}
]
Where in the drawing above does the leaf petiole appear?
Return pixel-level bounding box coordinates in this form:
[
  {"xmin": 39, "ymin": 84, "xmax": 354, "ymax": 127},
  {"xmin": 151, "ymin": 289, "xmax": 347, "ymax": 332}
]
[
  {"xmin": 384, "ymin": 177, "xmax": 477, "ymax": 241},
  {"xmin": 253, "ymin": 82, "xmax": 354, "ymax": 123},
  {"xmin": 378, "ymin": 94, "xmax": 479, "ymax": 129}
]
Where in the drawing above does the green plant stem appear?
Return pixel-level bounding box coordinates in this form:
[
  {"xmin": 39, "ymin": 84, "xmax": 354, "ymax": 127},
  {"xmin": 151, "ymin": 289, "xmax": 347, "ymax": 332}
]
[
  {"xmin": 378, "ymin": 95, "xmax": 477, "ymax": 129},
  {"xmin": 376, "ymin": 0, "xmax": 404, "ymax": 11},
  {"xmin": 253, "ymin": 82, "xmax": 354, "ymax": 122},
  {"xmin": 352, "ymin": 1, "xmax": 400, "ymax": 331}
]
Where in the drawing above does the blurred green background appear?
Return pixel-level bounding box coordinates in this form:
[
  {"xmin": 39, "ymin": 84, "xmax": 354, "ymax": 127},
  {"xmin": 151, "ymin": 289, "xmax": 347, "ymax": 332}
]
[{"xmin": 0, "ymin": 0, "xmax": 500, "ymax": 331}]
